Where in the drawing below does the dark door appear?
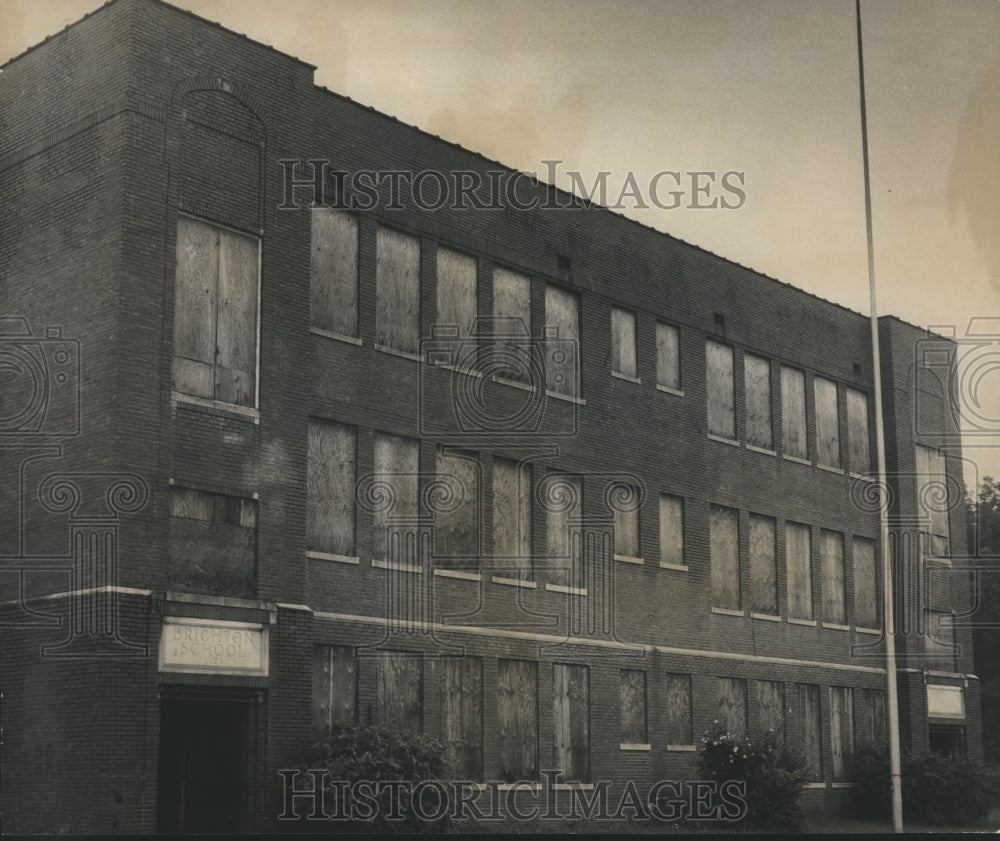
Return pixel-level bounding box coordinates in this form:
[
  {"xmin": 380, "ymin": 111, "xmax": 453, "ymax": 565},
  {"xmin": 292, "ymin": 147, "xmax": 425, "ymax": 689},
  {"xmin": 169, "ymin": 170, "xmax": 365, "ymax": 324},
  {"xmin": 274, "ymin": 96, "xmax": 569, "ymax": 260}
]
[{"xmin": 157, "ymin": 698, "xmax": 250, "ymax": 834}]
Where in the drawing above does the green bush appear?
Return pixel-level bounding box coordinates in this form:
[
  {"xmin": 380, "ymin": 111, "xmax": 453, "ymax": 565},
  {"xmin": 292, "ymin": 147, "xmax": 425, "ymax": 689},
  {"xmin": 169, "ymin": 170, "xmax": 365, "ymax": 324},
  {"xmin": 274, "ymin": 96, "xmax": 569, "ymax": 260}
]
[
  {"xmin": 697, "ymin": 722, "xmax": 810, "ymax": 832},
  {"xmin": 851, "ymin": 747, "xmax": 992, "ymax": 826},
  {"xmin": 297, "ymin": 723, "xmax": 453, "ymax": 833}
]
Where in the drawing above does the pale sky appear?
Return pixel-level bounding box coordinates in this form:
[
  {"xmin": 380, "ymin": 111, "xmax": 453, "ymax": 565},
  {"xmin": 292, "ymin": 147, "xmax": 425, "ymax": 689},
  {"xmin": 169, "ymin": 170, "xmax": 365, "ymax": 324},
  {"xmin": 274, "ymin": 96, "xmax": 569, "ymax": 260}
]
[{"xmin": 3, "ymin": 0, "xmax": 1000, "ymax": 490}]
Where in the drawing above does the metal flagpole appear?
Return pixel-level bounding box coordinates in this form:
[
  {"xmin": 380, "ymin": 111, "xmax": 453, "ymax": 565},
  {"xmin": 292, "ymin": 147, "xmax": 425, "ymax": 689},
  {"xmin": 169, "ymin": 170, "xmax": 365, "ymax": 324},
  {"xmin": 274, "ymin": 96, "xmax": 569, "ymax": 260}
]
[{"xmin": 855, "ymin": 0, "xmax": 903, "ymax": 831}]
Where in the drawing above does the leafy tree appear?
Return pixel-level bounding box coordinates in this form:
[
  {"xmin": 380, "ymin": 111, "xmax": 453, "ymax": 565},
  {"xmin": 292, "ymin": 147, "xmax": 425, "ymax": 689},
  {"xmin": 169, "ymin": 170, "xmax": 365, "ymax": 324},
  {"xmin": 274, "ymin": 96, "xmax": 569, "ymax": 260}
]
[{"xmin": 968, "ymin": 477, "xmax": 1000, "ymax": 762}]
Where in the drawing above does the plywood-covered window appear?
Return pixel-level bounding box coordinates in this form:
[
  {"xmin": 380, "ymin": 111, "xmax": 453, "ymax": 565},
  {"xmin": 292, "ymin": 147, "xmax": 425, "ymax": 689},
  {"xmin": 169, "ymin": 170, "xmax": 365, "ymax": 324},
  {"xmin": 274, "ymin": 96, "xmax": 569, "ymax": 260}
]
[
  {"xmin": 553, "ymin": 663, "xmax": 590, "ymax": 782},
  {"xmin": 546, "ymin": 473, "xmax": 584, "ymax": 589},
  {"xmin": 620, "ymin": 669, "xmax": 648, "ymax": 745},
  {"xmin": 781, "ymin": 366, "xmax": 807, "ymax": 459},
  {"xmin": 854, "ymin": 688, "xmax": 887, "ymax": 751},
  {"xmin": 744, "ymin": 354, "xmax": 772, "ymax": 449},
  {"xmin": 656, "ymin": 323, "xmax": 681, "ymax": 391},
  {"xmin": 614, "ymin": 485, "xmax": 640, "ymax": 560},
  {"xmin": 706, "ymin": 341, "xmax": 735, "ymax": 439},
  {"xmin": 664, "ymin": 673, "xmax": 693, "ymax": 746},
  {"xmin": 846, "ymin": 388, "xmax": 871, "ymax": 475},
  {"xmin": 610, "ymin": 307, "xmax": 637, "ymax": 378},
  {"xmin": 312, "ymin": 644, "xmax": 356, "ymax": 735},
  {"xmin": 830, "ymin": 685, "xmax": 855, "ymax": 782},
  {"xmin": 373, "ymin": 433, "xmax": 420, "ymax": 563},
  {"xmin": 376, "ymin": 227, "xmax": 420, "ymax": 353},
  {"xmin": 492, "ymin": 267, "xmax": 533, "ymax": 384},
  {"xmin": 441, "ymin": 656, "xmax": 483, "ymax": 780},
  {"xmin": 786, "ymin": 522, "xmax": 813, "ymax": 620},
  {"xmin": 659, "ymin": 494, "xmax": 685, "ymax": 567},
  {"xmin": 375, "ymin": 651, "xmax": 423, "ymax": 733},
  {"xmin": 853, "ymin": 536, "xmax": 879, "ymax": 629},
  {"xmin": 436, "ymin": 247, "xmax": 477, "ymax": 337},
  {"xmin": 757, "ymin": 680, "xmax": 785, "ymax": 742},
  {"xmin": 925, "ymin": 609, "xmax": 957, "ymax": 670},
  {"xmin": 545, "ymin": 285, "xmax": 579, "ymax": 397},
  {"xmin": 916, "ymin": 444, "xmax": 950, "ymax": 557},
  {"xmin": 173, "ymin": 216, "xmax": 259, "ymax": 407},
  {"xmin": 814, "ymin": 377, "xmax": 840, "ymax": 468},
  {"xmin": 820, "ymin": 529, "xmax": 846, "ymax": 624},
  {"xmin": 791, "ymin": 683, "xmax": 822, "ymax": 780},
  {"xmin": 310, "ymin": 207, "xmax": 358, "ymax": 337},
  {"xmin": 717, "ymin": 677, "xmax": 748, "ymax": 738},
  {"xmin": 433, "ymin": 450, "xmax": 479, "ymax": 566},
  {"xmin": 710, "ymin": 505, "xmax": 740, "ymax": 611},
  {"xmin": 307, "ymin": 420, "xmax": 356, "ymax": 558},
  {"xmin": 498, "ymin": 659, "xmax": 537, "ymax": 781},
  {"xmin": 493, "ymin": 458, "xmax": 532, "ymax": 576},
  {"xmin": 749, "ymin": 513, "xmax": 777, "ymax": 615}
]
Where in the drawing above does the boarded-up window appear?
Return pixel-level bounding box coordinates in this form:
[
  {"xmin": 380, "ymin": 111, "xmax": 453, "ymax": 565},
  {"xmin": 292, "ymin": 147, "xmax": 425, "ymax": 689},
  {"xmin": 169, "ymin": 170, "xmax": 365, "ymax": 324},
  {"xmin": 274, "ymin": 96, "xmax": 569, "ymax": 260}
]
[
  {"xmin": 611, "ymin": 308, "xmax": 637, "ymax": 377},
  {"xmin": 545, "ymin": 285, "xmax": 579, "ymax": 397},
  {"xmin": 614, "ymin": 486, "xmax": 640, "ymax": 559},
  {"xmin": 620, "ymin": 669, "xmax": 647, "ymax": 744},
  {"xmin": 781, "ymin": 366, "xmax": 807, "ymax": 459},
  {"xmin": 493, "ymin": 458, "xmax": 532, "ymax": 575},
  {"xmin": 786, "ymin": 522, "xmax": 813, "ymax": 620},
  {"xmin": 312, "ymin": 644, "xmax": 356, "ymax": 735},
  {"xmin": 710, "ymin": 505, "xmax": 740, "ymax": 610},
  {"xmin": 311, "ymin": 208, "xmax": 358, "ymax": 337},
  {"xmin": 656, "ymin": 323, "xmax": 681, "ymax": 390},
  {"xmin": 717, "ymin": 677, "xmax": 748, "ymax": 738},
  {"xmin": 376, "ymin": 227, "xmax": 420, "ymax": 353},
  {"xmin": 926, "ymin": 609, "xmax": 957, "ymax": 670},
  {"xmin": 749, "ymin": 514, "xmax": 777, "ymax": 615},
  {"xmin": 168, "ymin": 487, "xmax": 256, "ymax": 598},
  {"xmin": 498, "ymin": 659, "xmax": 537, "ymax": 781},
  {"xmin": 664, "ymin": 673, "xmax": 693, "ymax": 745},
  {"xmin": 442, "ymin": 656, "xmax": 483, "ymax": 780},
  {"xmin": 659, "ymin": 494, "xmax": 684, "ymax": 567},
  {"xmin": 173, "ymin": 216, "xmax": 259, "ymax": 407},
  {"xmin": 821, "ymin": 530, "xmax": 846, "ymax": 624},
  {"xmin": 854, "ymin": 688, "xmax": 887, "ymax": 751},
  {"xmin": 791, "ymin": 683, "xmax": 822, "ymax": 780},
  {"xmin": 745, "ymin": 354, "xmax": 772, "ymax": 449},
  {"xmin": 553, "ymin": 663, "xmax": 590, "ymax": 782},
  {"xmin": 307, "ymin": 420, "xmax": 356, "ymax": 557},
  {"xmin": 814, "ymin": 377, "xmax": 840, "ymax": 468},
  {"xmin": 373, "ymin": 433, "xmax": 420, "ymax": 563},
  {"xmin": 846, "ymin": 388, "xmax": 871, "ymax": 475},
  {"xmin": 853, "ymin": 536, "xmax": 879, "ymax": 629},
  {"xmin": 546, "ymin": 473, "xmax": 584, "ymax": 589},
  {"xmin": 375, "ymin": 651, "xmax": 423, "ymax": 733},
  {"xmin": 493, "ymin": 268, "xmax": 533, "ymax": 384},
  {"xmin": 916, "ymin": 445, "xmax": 950, "ymax": 557},
  {"xmin": 433, "ymin": 450, "xmax": 479, "ymax": 566},
  {"xmin": 436, "ymin": 248, "xmax": 477, "ymax": 337},
  {"xmin": 706, "ymin": 341, "xmax": 735, "ymax": 439},
  {"xmin": 757, "ymin": 680, "xmax": 785, "ymax": 742},
  {"xmin": 830, "ymin": 685, "xmax": 855, "ymax": 781}
]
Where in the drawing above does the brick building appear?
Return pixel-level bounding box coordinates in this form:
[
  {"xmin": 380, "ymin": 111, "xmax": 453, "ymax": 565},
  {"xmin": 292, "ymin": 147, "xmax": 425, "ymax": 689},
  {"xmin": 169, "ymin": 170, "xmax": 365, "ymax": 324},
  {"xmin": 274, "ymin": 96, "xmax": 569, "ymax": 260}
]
[{"xmin": 0, "ymin": 0, "xmax": 980, "ymax": 833}]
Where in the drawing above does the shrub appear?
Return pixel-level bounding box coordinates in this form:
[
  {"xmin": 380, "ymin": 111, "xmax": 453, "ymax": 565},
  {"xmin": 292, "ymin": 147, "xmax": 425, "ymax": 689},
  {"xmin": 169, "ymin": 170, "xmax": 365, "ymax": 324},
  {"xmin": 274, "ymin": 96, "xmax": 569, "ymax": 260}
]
[
  {"xmin": 697, "ymin": 722, "xmax": 810, "ymax": 832},
  {"xmin": 295, "ymin": 723, "xmax": 453, "ymax": 833}
]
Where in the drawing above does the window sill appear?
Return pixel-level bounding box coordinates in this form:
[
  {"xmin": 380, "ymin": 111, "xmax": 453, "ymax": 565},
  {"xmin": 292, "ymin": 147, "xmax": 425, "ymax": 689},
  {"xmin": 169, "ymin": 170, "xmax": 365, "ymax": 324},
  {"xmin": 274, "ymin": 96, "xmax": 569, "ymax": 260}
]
[
  {"xmin": 546, "ymin": 583, "xmax": 587, "ymax": 596},
  {"xmin": 788, "ymin": 617, "xmax": 817, "ymax": 626},
  {"xmin": 433, "ymin": 568, "xmax": 481, "ymax": 582},
  {"xmin": 659, "ymin": 562, "xmax": 689, "ymax": 572},
  {"xmin": 306, "ymin": 551, "xmax": 359, "ymax": 565},
  {"xmin": 817, "ymin": 463, "xmax": 844, "ymax": 474},
  {"xmin": 171, "ymin": 391, "xmax": 260, "ymax": 423},
  {"xmin": 855, "ymin": 626, "xmax": 882, "ymax": 635},
  {"xmin": 374, "ymin": 343, "xmax": 422, "ymax": 362},
  {"xmin": 310, "ymin": 326, "xmax": 362, "ymax": 346},
  {"xmin": 751, "ymin": 612, "xmax": 781, "ymax": 622},
  {"xmin": 611, "ymin": 371, "xmax": 641, "ymax": 384},
  {"xmin": 849, "ymin": 471, "xmax": 874, "ymax": 481},
  {"xmin": 492, "ymin": 374, "xmax": 536, "ymax": 393},
  {"xmin": 711, "ymin": 607, "xmax": 744, "ymax": 617},
  {"xmin": 782, "ymin": 454, "xmax": 811, "ymax": 466},
  {"xmin": 372, "ymin": 559, "xmax": 424, "ymax": 574},
  {"xmin": 545, "ymin": 388, "xmax": 586, "ymax": 405},
  {"xmin": 431, "ymin": 361, "xmax": 483, "ymax": 378},
  {"xmin": 491, "ymin": 575, "xmax": 537, "ymax": 589},
  {"xmin": 804, "ymin": 782, "xmax": 827, "ymax": 789},
  {"xmin": 707, "ymin": 433, "xmax": 739, "ymax": 447},
  {"xmin": 830, "ymin": 782, "xmax": 855, "ymax": 789},
  {"xmin": 656, "ymin": 384, "xmax": 684, "ymax": 397},
  {"xmin": 614, "ymin": 554, "xmax": 644, "ymax": 565},
  {"xmin": 822, "ymin": 622, "xmax": 850, "ymax": 631},
  {"xmin": 746, "ymin": 443, "xmax": 776, "ymax": 456},
  {"xmin": 667, "ymin": 744, "xmax": 696, "ymax": 752},
  {"xmin": 620, "ymin": 743, "xmax": 651, "ymax": 752}
]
